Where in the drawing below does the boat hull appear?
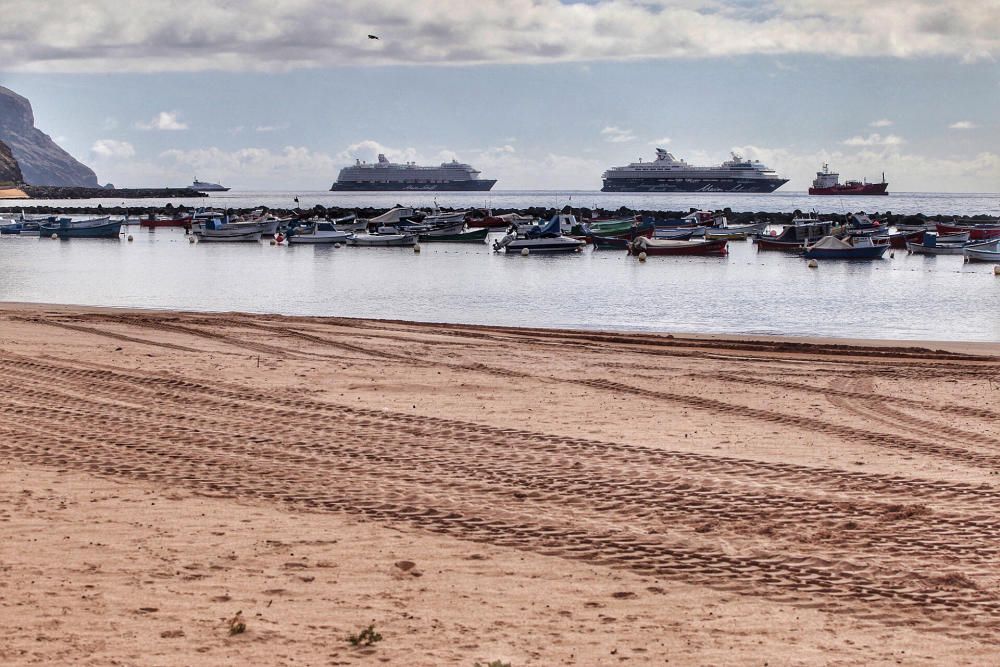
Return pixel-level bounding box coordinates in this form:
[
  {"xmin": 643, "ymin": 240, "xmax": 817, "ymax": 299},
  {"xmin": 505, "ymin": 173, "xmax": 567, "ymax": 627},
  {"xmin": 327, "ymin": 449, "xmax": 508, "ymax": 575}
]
[
  {"xmin": 804, "ymin": 245, "xmax": 888, "ymax": 260},
  {"xmin": 935, "ymin": 223, "xmax": 1000, "ymax": 240},
  {"xmin": 632, "ymin": 238, "xmax": 729, "ymax": 256},
  {"xmin": 417, "ymin": 228, "xmax": 489, "ymax": 243},
  {"xmin": 602, "ymin": 178, "xmax": 787, "ymax": 193},
  {"xmin": 330, "ymin": 180, "xmax": 496, "ymax": 192},
  {"xmin": 906, "ymin": 241, "xmax": 966, "ymax": 256},
  {"xmin": 347, "ymin": 234, "xmax": 418, "ymax": 247},
  {"xmin": 809, "ymin": 183, "xmax": 888, "ymax": 195},
  {"xmin": 40, "ymin": 220, "xmax": 122, "ymax": 239}
]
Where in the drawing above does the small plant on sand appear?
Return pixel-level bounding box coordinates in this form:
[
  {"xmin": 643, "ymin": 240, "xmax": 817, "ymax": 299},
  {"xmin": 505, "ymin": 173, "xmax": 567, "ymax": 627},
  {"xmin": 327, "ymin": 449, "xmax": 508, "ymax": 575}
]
[
  {"xmin": 347, "ymin": 624, "xmax": 383, "ymax": 647},
  {"xmin": 227, "ymin": 611, "xmax": 246, "ymax": 635}
]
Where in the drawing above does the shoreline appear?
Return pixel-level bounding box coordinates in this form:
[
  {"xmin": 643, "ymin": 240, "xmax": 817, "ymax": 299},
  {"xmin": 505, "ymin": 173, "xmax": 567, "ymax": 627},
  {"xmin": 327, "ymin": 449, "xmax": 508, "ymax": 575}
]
[
  {"xmin": 4, "ymin": 300, "xmax": 998, "ymax": 353},
  {"xmin": 2, "ymin": 303, "xmax": 999, "ymax": 664}
]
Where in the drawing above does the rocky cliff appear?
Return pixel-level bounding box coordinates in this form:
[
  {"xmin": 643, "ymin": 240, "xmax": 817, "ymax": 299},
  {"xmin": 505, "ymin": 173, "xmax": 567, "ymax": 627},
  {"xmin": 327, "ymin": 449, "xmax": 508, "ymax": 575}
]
[
  {"xmin": 0, "ymin": 86, "xmax": 99, "ymax": 187},
  {"xmin": 0, "ymin": 139, "xmax": 23, "ymax": 184}
]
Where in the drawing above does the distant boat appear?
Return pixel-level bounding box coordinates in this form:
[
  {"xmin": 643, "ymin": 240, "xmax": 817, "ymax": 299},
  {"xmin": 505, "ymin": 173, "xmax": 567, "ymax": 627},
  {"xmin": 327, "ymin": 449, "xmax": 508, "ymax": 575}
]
[
  {"xmin": 39, "ymin": 216, "xmax": 122, "ymax": 239},
  {"xmin": 347, "ymin": 233, "xmax": 418, "ymax": 247},
  {"xmin": 331, "ymin": 154, "xmax": 496, "ymax": 191},
  {"xmin": 809, "ymin": 164, "xmax": 888, "ymax": 195},
  {"xmin": 629, "ymin": 236, "xmax": 729, "ymax": 256},
  {"xmin": 190, "ymin": 178, "xmax": 230, "ymax": 192},
  {"xmin": 964, "ymin": 240, "xmax": 1000, "ymax": 262},
  {"xmin": 286, "ymin": 221, "xmax": 354, "ymax": 245}
]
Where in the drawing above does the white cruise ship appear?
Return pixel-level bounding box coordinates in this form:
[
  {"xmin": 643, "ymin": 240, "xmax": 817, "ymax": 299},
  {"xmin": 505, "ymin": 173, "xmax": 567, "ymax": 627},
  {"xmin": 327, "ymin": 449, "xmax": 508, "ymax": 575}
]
[
  {"xmin": 190, "ymin": 178, "xmax": 230, "ymax": 192},
  {"xmin": 330, "ymin": 154, "xmax": 496, "ymax": 191},
  {"xmin": 602, "ymin": 149, "xmax": 788, "ymax": 193}
]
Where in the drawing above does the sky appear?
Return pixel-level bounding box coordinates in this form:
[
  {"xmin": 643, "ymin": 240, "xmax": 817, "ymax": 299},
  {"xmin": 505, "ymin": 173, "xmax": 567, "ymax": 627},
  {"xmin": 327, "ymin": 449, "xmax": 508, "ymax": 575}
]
[{"xmin": 0, "ymin": 0, "xmax": 998, "ymax": 192}]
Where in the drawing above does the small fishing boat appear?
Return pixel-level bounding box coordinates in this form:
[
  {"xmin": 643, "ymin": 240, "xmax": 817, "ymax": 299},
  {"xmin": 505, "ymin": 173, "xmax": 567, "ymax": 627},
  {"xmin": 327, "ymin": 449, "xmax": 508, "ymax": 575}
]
[
  {"xmin": 887, "ymin": 229, "xmax": 924, "ymax": 248},
  {"xmin": 629, "ymin": 236, "xmax": 728, "ymax": 256},
  {"xmin": 936, "ymin": 231, "xmax": 970, "ymax": 244},
  {"xmin": 963, "ymin": 240, "xmax": 1000, "ymax": 262},
  {"xmin": 417, "ymin": 227, "xmax": 489, "ymax": 243},
  {"xmin": 40, "ymin": 216, "xmax": 122, "ymax": 239},
  {"xmin": 906, "ymin": 233, "xmax": 967, "ymax": 256},
  {"xmin": 936, "ymin": 221, "xmax": 1000, "ymax": 240},
  {"xmin": 580, "ymin": 220, "xmax": 654, "ymax": 242},
  {"xmin": 347, "ymin": 233, "xmax": 418, "ymax": 247},
  {"xmin": 754, "ymin": 215, "xmax": 842, "ymax": 251},
  {"xmin": 494, "ymin": 213, "xmax": 585, "ymax": 253},
  {"xmin": 591, "ymin": 234, "xmax": 631, "ymax": 250},
  {"xmin": 655, "ymin": 226, "xmax": 704, "ymax": 240},
  {"xmin": 286, "ymin": 221, "xmax": 354, "ymax": 245},
  {"xmin": 803, "ymin": 235, "xmax": 888, "ymax": 260},
  {"xmin": 467, "ymin": 212, "xmax": 537, "ymax": 228},
  {"xmin": 139, "ymin": 213, "xmax": 193, "ymax": 229}
]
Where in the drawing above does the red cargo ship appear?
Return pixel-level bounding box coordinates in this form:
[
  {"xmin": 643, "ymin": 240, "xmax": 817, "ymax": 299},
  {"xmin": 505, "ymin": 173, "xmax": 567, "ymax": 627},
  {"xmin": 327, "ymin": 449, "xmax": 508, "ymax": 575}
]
[{"xmin": 808, "ymin": 164, "xmax": 888, "ymax": 195}]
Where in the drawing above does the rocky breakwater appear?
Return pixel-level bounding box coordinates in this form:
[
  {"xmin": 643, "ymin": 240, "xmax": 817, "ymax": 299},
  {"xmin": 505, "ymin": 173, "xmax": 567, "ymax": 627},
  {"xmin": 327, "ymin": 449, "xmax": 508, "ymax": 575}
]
[
  {"xmin": 0, "ymin": 86, "xmax": 99, "ymax": 187},
  {"xmin": 21, "ymin": 185, "xmax": 207, "ymax": 200}
]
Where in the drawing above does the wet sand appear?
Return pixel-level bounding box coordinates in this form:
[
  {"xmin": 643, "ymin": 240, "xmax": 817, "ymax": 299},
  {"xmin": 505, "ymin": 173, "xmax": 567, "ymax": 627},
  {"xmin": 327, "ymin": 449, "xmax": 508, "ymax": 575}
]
[{"xmin": 1, "ymin": 303, "xmax": 999, "ymax": 665}]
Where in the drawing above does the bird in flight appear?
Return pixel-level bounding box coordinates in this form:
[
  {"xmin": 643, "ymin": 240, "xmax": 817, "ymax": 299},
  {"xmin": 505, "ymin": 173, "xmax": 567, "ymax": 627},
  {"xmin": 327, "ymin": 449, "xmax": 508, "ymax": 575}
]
[{"xmin": 368, "ymin": 34, "xmax": 379, "ymax": 40}]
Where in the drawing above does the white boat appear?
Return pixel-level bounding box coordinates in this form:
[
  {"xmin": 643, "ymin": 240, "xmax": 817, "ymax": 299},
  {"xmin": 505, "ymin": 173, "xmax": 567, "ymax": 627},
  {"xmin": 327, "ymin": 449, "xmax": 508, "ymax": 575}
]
[
  {"xmin": 347, "ymin": 233, "xmax": 418, "ymax": 247},
  {"xmin": 366, "ymin": 207, "xmax": 419, "ymax": 225},
  {"xmin": 656, "ymin": 226, "xmax": 706, "ymax": 239},
  {"xmin": 964, "ymin": 240, "xmax": 1000, "ymax": 262},
  {"xmin": 906, "ymin": 234, "xmax": 967, "ymax": 256},
  {"xmin": 190, "ymin": 178, "xmax": 230, "ymax": 192},
  {"xmin": 494, "ymin": 213, "xmax": 585, "ymax": 253},
  {"xmin": 195, "ymin": 228, "xmax": 262, "ymax": 242},
  {"xmin": 421, "ymin": 210, "xmax": 468, "ymax": 225},
  {"xmin": 286, "ymin": 221, "xmax": 354, "ymax": 245}
]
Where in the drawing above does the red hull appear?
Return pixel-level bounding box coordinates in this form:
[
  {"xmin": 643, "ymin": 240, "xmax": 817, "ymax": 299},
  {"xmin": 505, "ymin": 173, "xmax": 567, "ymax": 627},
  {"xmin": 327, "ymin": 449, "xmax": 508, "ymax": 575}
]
[
  {"xmin": 809, "ymin": 183, "xmax": 888, "ymax": 195},
  {"xmin": 935, "ymin": 223, "xmax": 1000, "ymax": 240}
]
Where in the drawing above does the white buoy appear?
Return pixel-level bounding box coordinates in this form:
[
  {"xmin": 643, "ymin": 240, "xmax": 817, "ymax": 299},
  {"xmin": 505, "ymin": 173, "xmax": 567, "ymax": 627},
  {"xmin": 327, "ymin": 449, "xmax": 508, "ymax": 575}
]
[
  {"xmin": 413, "ymin": 243, "xmax": 421, "ymax": 253},
  {"xmin": 808, "ymin": 259, "xmax": 818, "ymax": 268},
  {"xmin": 334, "ymin": 242, "xmax": 341, "ymax": 248},
  {"xmin": 638, "ymin": 251, "xmax": 647, "ymax": 262},
  {"xmin": 127, "ymin": 234, "xmax": 133, "ymax": 242},
  {"xmin": 50, "ymin": 233, "xmax": 58, "ymax": 240},
  {"xmin": 521, "ymin": 247, "xmax": 530, "ymax": 256}
]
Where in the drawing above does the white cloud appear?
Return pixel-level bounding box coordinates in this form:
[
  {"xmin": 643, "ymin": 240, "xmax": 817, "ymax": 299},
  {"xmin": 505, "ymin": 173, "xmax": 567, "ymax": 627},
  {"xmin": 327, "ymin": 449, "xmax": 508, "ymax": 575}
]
[
  {"xmin": 90, "ymin": 139, "xmax": 135, "ymax": 159},
  {"xmin": 136, "ymin": 111, "xmax": 188, "ymax": 131},
  {"xmin": 255, "ymin": 123, "xmax": 289, "ymax": 133},
  {"xmin": 334, "ymin": 140, "xmax": 419, "ymax": 165},
  {"xmin": 870, "ymin": 119, "xmax": 894, "ymax": 127},
  {"xmin": 601, "ymin": 126, "xmax": 635, "ymax": 143},
  {"xmin": 2, "ymin": 1, "xmax": 997, "ymax": 72},
  {"xmin": 842, "ymin": 133, "xmax": 905, "ymax": 147},
  {"xmin": 649, "ymin": 137, "xmax": 672, "ymax": 146},
  {"xmin": 948, "ymin": 120, "xmax": 977, "ymax": 129}
]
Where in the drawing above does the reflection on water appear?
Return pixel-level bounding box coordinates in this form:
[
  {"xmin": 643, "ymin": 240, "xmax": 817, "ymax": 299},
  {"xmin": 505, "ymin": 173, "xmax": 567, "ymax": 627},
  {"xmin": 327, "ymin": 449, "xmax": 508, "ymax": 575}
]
[{"xmin": 0, "ymin": 227, "xmax": 997, "ymax": 342}]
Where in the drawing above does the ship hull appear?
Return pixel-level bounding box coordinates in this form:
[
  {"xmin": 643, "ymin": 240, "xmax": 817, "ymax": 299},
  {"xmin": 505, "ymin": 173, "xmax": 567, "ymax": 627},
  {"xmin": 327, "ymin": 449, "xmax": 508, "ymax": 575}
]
[
  {"xmin": 601, "ymin": 178, "xmax": 787, "ymax": 193},
  {"xmin": 809, "ymin": 183, "xmax": 888, "ymax": 195},
  {"xmin": 330, "ymin": 180, "xmax": 496, "ymax": 192}
]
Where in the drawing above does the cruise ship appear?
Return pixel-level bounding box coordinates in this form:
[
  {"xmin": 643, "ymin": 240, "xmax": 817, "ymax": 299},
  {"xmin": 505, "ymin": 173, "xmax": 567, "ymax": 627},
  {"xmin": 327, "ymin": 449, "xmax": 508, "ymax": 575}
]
[
  {"xmin": 602, "ymin": 149, "xmax": 788, "ymax": 193},
  {"xmin": 330, "ymin": 154, "xmax": 496, "ymax": 191}
]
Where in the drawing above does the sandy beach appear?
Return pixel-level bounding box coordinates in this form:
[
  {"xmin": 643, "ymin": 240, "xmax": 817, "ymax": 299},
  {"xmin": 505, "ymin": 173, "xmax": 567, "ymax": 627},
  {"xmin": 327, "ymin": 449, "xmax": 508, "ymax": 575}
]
[{"xmin": 1, "ymin": 303, "xmax": 999, "ymax": 665}]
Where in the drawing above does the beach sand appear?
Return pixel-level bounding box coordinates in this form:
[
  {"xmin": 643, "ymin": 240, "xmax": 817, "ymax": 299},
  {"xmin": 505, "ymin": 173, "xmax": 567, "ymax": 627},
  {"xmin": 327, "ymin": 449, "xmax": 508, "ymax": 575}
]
[{"xmin": 1, "ymin": 303, "xmax": 998, "ymax": 665}]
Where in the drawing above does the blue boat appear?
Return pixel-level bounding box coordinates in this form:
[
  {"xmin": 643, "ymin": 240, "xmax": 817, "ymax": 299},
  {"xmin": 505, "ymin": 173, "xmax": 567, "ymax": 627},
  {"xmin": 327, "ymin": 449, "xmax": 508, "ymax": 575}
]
[
  {"xmin": 39, "ymin": 216, "xmax": 123, "ymax": 239},
  {"xmin": 803, "ymin": 235, "xmax": 888, "ymax": 260}
]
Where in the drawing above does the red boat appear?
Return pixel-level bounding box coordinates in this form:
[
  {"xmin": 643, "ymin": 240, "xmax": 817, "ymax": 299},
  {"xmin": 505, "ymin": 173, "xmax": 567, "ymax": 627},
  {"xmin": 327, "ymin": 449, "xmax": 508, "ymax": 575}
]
[
  {"xmin": 808, "ymin": 163, "xmax": 888, "ymax": 195},
  {"xmin": 467, "ymin": 212, "xmax": 535, "ymax": 228},
  {"xmin": 139, "ymin": 214, "xmax": 192, "ymax": 229},
  {"xmin": 935, "ymin": 222, "xmax": 1000, "ymax": 240},
  {"xmin": 888, "ymin": 229, "xmax": 925, "ymax": 248},
  {"xmin": 629, "ymin": 237, "xmax": 728, "ymax": 256}
]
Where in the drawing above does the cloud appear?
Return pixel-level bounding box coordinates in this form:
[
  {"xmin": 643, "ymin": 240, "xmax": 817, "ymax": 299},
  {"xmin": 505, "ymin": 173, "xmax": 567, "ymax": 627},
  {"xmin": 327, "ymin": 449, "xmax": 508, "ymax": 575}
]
[
  {"xmin": 948, "ymin": 120, "xmax": 977, "ymax": 129},
  {"xmin": 601, "ymin": 126, "xmax": 635, "ymax": 143},
  {"xmin": 2, "ymin": 1, "xmax": 997, "ymax": 72},
  {"xmin": 255, "ymin": 123, "xmax": 289, "ymax": 133},
  {"xmin": 842, "ymin": 133, "xmax": 905, "ymax": 147},
  {"xmin": 136, "ymin": 111, "xmax": 188, "ymax": 131},
  {"xmin": 649, "ymin": 137, "xmax": 672, "ymax": 146},
  {"xmin": 334, "ymin": 140, "xmax": 419, "ymax": 165},
  {"xmin": 90, "ymin": 139, "xmax": 135, "ymax": 159},
  {"xmin": 869, "ymin": 119, "xmax": 893, "ymax": 127}
]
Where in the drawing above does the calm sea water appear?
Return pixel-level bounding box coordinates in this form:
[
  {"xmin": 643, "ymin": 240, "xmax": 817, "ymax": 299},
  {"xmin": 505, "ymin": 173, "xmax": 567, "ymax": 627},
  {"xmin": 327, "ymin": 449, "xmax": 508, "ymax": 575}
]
[
  {"xmin": 10, "ymin": 190, "xmax": 1000, "ymax": 217},
  {"xmin": 0, "ymin": 225, "xmax": 997, "ymax": 342}
]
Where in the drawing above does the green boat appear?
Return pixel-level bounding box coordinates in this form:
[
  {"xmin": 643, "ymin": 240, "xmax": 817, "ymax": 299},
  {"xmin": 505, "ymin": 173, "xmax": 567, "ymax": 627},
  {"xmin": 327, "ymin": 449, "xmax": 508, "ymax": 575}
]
[
  {"xmin": 571, "ymin": 218, "xmax": 636, "ymax": 236},
  {"xmin": 418, "ymin": 227, "xmax": 490, "ymax": 243}
]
